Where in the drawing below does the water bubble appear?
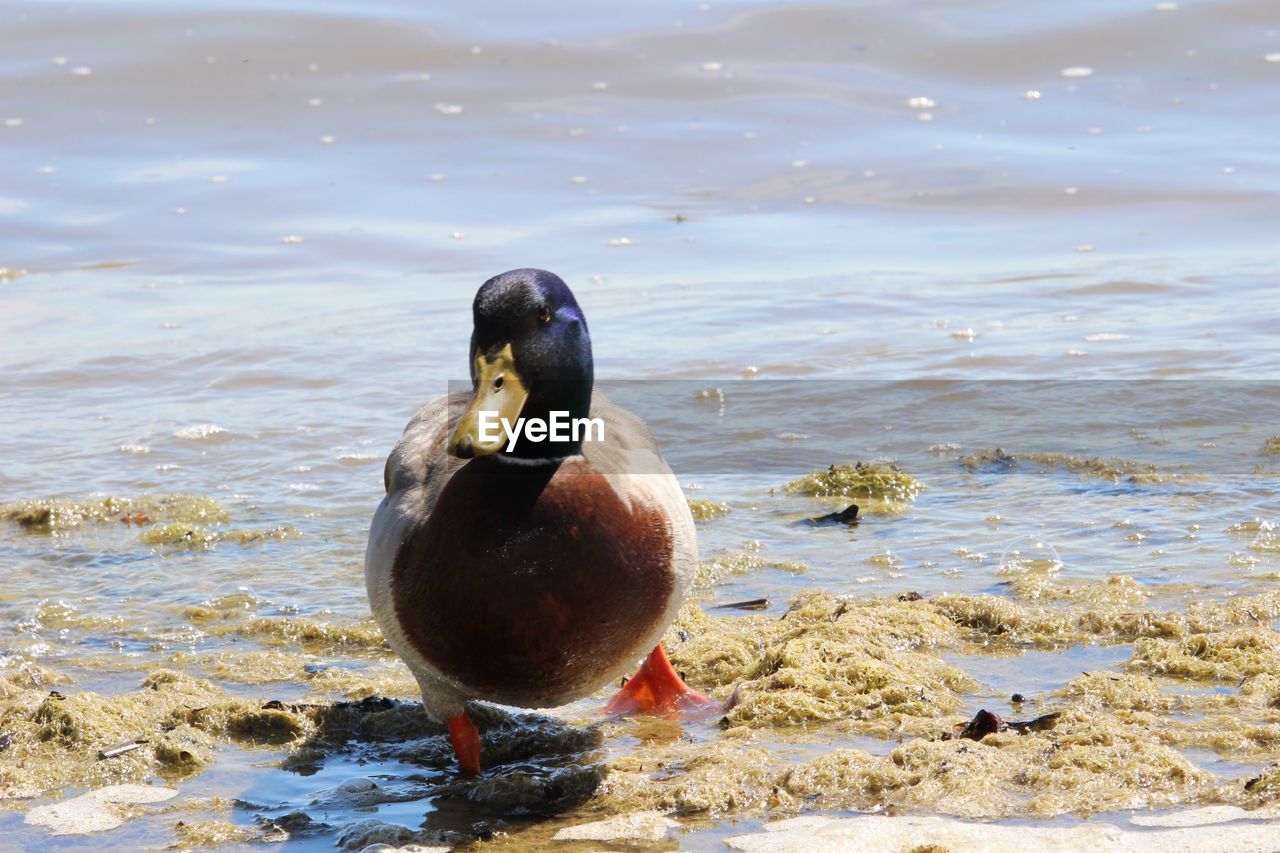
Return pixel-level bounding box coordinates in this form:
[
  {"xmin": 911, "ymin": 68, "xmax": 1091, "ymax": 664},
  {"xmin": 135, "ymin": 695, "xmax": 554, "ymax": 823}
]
[
  {"xmin": 999, "ymin": 536, "xmax": 1062, "ymax": 574},
  {"xmin": 608, "ymin": 237, "xmax": 632, "ymax": 247},
  {"xmin": 1060, "ymin": 66, "xmax": 1094, "ymax": 78},
  {"xmin": 1022, "ymin": 90, "xmax": 1042, "ymax": 100},
  {"xmin": 434, "ymin": 103, "xmax": 463, "ymax": 116},
  {"xmin": 906, "ymin": 96, "xmax": 935, "ymax": 109},
  {"xmin": 701, "ymin": 62, "xmax": 723, "ymax": 73}
]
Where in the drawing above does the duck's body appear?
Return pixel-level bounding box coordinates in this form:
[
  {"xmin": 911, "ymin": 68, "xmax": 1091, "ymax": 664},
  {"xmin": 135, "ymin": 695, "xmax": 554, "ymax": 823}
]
[
  {"xmin": 365, "ymin": 391, "xmax": 696, "ymax": 718},
  {"xmin": 364, "ymin": 269, "xmax": 711, "ymax": 774}
]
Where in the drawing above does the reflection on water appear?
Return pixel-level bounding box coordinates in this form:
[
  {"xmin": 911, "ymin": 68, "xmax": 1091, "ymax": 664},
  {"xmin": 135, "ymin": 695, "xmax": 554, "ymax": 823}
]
[{"xmin": 2, "ymin": 0, "xmax": 1279, "ymax": 847}]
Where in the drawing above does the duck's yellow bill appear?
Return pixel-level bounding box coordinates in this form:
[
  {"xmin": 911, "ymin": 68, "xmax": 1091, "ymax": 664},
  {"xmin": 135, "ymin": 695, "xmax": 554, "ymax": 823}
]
[{"xmin": 448, "ymin": 344, "xmax": 529, "ymax": 458}]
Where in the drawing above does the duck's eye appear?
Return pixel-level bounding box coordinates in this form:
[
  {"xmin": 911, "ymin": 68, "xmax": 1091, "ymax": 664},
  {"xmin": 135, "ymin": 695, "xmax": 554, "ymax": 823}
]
[
  {"xmin": 537, "ymin": 304, "xmax": 552, "ymax": 325},
  {"xmin": 493, "ymin": 375, "xmax": 504, "ymax": 390}
]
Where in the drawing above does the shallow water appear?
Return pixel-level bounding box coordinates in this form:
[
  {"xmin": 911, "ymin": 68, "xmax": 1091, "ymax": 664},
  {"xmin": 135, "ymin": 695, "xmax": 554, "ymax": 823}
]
[{"xmin": 2, "ymin": 0, "xmax": 1280, "ymax": 848}]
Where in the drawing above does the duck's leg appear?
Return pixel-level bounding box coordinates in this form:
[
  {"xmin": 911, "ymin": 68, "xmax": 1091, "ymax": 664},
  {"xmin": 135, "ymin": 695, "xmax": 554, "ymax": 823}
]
[
  {"xmin": 447, "ymin": 713, "xmax": 482, "ymax": 776},
  {"xmin": 605, "ymin": 644, "xmax": 720, "ymax": 717}
]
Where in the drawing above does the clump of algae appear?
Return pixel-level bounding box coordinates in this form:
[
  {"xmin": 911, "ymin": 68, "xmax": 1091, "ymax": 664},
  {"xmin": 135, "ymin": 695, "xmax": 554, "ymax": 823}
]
[
  {"xmin": 694, "ymin": 548, "xmax": 807, "ymax": 589},
  {"xmin": 1006, "ymin": 574, "xmax": 1150, "ymax": 607},
  {"xmin": 172, "ymin": 819, "xmax": 266, "ymax": 847},
  {"xmin": 666, "ymin": 592, "xmax": 973, "ymax": 734},
  {"xmin": 584, "ymin": 583, "xmax": 1280, "ymax": 826},
  {"xmin": 152, "ymin": 725, "xmax": 215, "ymax": 776},
  {"xmin": 0, "ymin": 494, "xmax": 229, "ymax": 532},
  {"xmin": 1263, "ymin": 437, "xmax": 1280, "ymax": 456},
  {"xmin": 600, "ymin": 733, "xmax": 778, "ymax": 817},
  {"xmin": 139, "ymin": 524, "xmax": 220, "ymax": 549},
  {"xmin": 182, "ymin": 592, "xmax": 268, "ymax": 624},
  {"xmin": 163, "ymin": 649, "xmax": 419, "ymax": 699},
  {"xmin": 927, "ymin": 584, "xmax": 1280, "ymax": 648},
  {"xmin": 959, "ymin": 448, "xmax": 1189, "ymax": 485},
  {"xmin": 206, "ymin": 616, "xmax": 390, "ymax": 654},
  {"xmin": 140, "ymin": 524, "xmax": 301, "ymax": 550},
  {"xmin": 1128, "ymin": 628, "xmax": 1280, "ymax": 681},
  {"xmin": 687, "ymin": 498, "xmax": 730, "ymax": 521},
  {"xmin": 783, "ymin": 462, "xmax": 921, "ymax": 507},
  {"xmin": 0, "ymin": 669, "xmax": 321, "ymax": 800},
  {"xmin": 599, "ymin": 703, "xmax": 1221, "ymax": 821}
]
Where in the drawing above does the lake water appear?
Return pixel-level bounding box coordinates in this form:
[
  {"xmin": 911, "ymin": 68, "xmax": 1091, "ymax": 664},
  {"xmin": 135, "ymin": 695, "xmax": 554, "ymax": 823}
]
[{"xmin": 2, "ymin": 0, "xmax": 1279, "ymax": 849}]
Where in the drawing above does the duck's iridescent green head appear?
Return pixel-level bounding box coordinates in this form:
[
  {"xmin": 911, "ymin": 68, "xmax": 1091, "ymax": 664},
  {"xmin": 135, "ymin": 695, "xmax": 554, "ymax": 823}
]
[{"xmin": 448, "ymin": 269, "xmax": 594, "ymax": 461}]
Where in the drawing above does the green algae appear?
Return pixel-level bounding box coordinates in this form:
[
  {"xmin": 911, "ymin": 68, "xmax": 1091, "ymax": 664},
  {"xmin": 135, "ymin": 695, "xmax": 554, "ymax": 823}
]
[
  {"xmin": 597, "ymin": 705, "xmax": 1226, "ymax": 822},
  {"xmin": 687, "ymin": 498, "xmax": 730, "ymax": 521},
  {"xmin": 171, "ymin": 819, "xmax": 266, "ymax": 847},
  {"xmin": 206, "ymin": 616, "xmax": 390, "ymax": 654},
  {"xmin": 0, "ymin": 494, "xmax": 296, "ymax": 552},
  {"xmin": 139, "ymin": 523, "xmax": 220, "ymax": 549},
  {"xmin": 10, "ymin": 582, "xmax": 1280, "ymax": 842},
  {"xmin": 1128, "ymin": 629, "xmax": 1280, "ymax": 682},
  {"xmin": 1006, "ymin": 574, "xmax": 1150, "ymax": 607},
  {"xmin": 0, "ymin": 669, "xmax": 325, "ymax": 800},
  {"xmin": 666, "ymin": 592, "xmax": 973, "ymax": 733},
  {"xmin": 783, "ymin": 462, "xmax": 921, "ymax": 507},
  {"xmin": 959, "ymin": 448, "xmax": 1190, "ymax": 485},
  {"xmin": 10, "ymin": 569, "xmax": 1280, "ymax": 842},
  {"xmin": 0, "ymin": 494, "xmax": 229, "ymax": 532},
  {"xmin": 222, "ymin": 525, "xmax": 300, "ymax": 545},
  {"xmin": 152, "ymin": 725, "xmax": 215, "ymax": 776},
  {"xmin": 600, "ymin": 735, "xmax": 778, "ymax": 817},
  {"xmin": 693, "ymin": 547, "xmax": 807, "ymax": 589},
  {"xmin": 27, "ymin": 600, "xmax": 127, "ymax": 633},
  {"xmin": 163, "ymin": 649, "xmax": 419, "ymax": 699},
  {"xmin": 182, "ymin": 592, "xmax": 269, "ymax": 624},
  {"xmin": 140, "ymin": 523, "xmax": 301, "ymax": 550}
]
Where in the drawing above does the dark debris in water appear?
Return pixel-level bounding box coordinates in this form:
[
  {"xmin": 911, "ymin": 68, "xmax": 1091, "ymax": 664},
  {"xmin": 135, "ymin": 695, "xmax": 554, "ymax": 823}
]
[
  {"xmin": 948, "ymin": 708, "xmax": 1063, "ymax": 741},
  {"xmin": 803, "ymin": 503, "xmax": 861, "ymax": 526},
  {"xmin": 712, "ymin": 598, "xmax": 770, "ymax": 611}
]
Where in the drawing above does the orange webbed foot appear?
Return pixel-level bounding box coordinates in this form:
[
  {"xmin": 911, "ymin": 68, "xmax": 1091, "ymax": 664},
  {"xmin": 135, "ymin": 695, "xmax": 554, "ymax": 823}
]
[
  {"xmin": 605, "ymin": 644, "xmax": 721, "ymax": 719},
  {"xmin": 448, "ymin": 713, "xmax": 482, "ymax": 776}
]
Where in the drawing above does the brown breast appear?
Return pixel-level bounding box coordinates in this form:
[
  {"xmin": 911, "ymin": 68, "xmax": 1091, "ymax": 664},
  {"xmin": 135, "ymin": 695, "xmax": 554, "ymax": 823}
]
[{"xmin": 391, "ymin": 457, "xmax": 674, "ymax": 704}]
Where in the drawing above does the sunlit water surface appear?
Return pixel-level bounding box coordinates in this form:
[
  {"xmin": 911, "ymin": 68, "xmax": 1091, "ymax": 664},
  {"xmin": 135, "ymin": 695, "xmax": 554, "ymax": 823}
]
[{"xmin": 2, "ymin": 0, "xmax": 1279, "ymax": 848}]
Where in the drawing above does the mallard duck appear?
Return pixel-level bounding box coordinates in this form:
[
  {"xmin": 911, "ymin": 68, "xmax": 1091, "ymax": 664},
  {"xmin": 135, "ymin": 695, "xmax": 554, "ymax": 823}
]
[{"xmin": 365, "ymin": 268, "xmax": 714, "ymax": 775}]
